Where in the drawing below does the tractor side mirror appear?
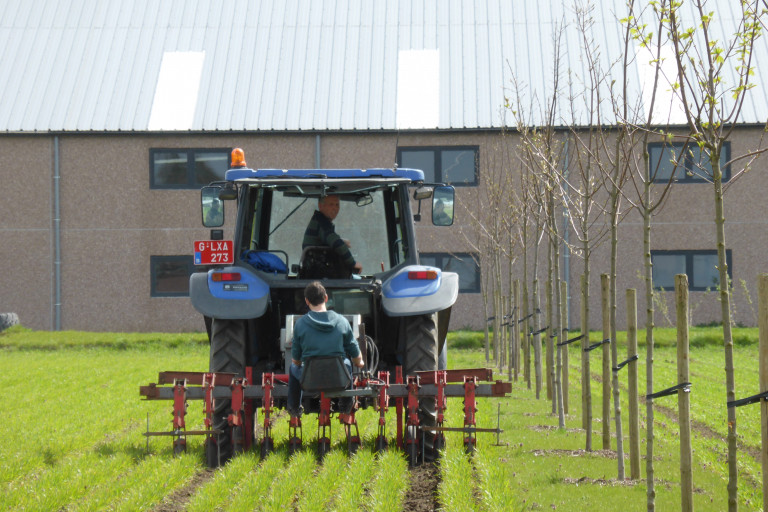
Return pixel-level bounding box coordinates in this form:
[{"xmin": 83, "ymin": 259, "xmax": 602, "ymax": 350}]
[
  {"xmin": 432, "ymin": 186, "xmax": 455, "ymax": 226},
  {"xmin": 201, "ymin": 186, "xmax": 224, "ymax": 227}
]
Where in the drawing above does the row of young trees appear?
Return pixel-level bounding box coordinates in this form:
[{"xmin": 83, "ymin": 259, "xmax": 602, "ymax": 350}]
[{"xmin": 457, "ymin": 1, "xmax": 766, "ymax": 510}]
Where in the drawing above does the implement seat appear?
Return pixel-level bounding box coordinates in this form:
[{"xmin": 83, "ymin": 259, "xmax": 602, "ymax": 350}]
[{"xmin": 300, "ymin": 356, "xmax": 352, "ymax": 393}]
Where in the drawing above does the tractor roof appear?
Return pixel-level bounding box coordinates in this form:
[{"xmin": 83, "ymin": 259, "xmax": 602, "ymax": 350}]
[{"xmin": 225, "ymin": 167, "xmax": 424, "ymax": 183}]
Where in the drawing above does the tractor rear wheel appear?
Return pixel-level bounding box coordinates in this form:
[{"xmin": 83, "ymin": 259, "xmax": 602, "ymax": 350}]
[
  {"xmin": 207, "ymin": 318, "xmax": 246, "ymax": 468},
  {"xmin": 402, "ymin": 313, "xmax": 439, "ymax": 463}
]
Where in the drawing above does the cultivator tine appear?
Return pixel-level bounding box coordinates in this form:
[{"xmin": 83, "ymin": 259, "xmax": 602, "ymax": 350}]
[
  {"xmin": 339, "ymin": 413, "xmax": 361, "ymax": 455},
  {"xmin": 229, "ymin": 377, "xmax": 247, "ymax": 454},
  {"xmin": 395, "ymin": 367, "xmax": 404, "ymax": 450},
  {"xmin": 260, "ymin": 373, "xmax": 274, "ymax": 459},
  {"xmin": 405, "ymin": 375, "xmax": 421, "ymax": 466},
  {"xmin": 288, "ymin": 415, "xmax": 302, "ymax": 456},
  {"xmin": 172, "ymin": 379, "xmax": 187, "ymax": 455},
  {"xmin": 374, "ymin": 371, "xmax": 390, "ymax": 453},
  {"xmin": 434, "ymin": 370, "xmax": 447, "ymax": 452},
  {"xmin": 202, "ymin": 373, "xmax": 220, "ymax": 465},
  {"xmin": 463, "ymin": 376, "xmax": 478, "ymax": 454},
  {"xmin": 317, "ymin": 393, "xmax": 332, "ymax": 459}
]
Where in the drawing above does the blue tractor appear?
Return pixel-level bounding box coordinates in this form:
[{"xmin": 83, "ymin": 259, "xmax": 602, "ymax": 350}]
[{"xmin": 190, "ymin": 149, "xmax": 458, "ymax": 465}]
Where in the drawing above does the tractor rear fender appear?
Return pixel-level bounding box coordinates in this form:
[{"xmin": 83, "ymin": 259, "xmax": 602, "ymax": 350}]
[
  {"xmin": 380, "ymin": 265, "xmax": 459, "ymax": 317},
  {"xmin": 189, "ymin": 266, "xmax": 269, "ymax": 319}
]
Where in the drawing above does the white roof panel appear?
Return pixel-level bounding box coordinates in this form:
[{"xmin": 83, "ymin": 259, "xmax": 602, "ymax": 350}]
[{"xmin": 1, "ymin": 0, "xmax": 767, "ymax": 132}]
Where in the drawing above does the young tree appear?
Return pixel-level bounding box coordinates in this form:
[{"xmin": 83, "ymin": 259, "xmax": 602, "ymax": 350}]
[{"xmin": 662, "ymin": 1, "xmax": 764, "ymax": 508}]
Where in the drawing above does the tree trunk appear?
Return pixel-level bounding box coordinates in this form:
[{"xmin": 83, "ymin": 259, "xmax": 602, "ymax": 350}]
[
  {"xmin": 523, "ymin": 280, "xmax": 531, "ymax": 389},
  {"xmin": 512, "ymin": 280, "xmax": 520, "ymax": 381},
  {"xmin": 675, "ymin": 274, "xmax": 693, "ymax": 512},
  {"xmin": 610, "ymin": 203, "xmax": 625, "ymax": 479},
  {"xmin": 713, "ymin": 151, "xmax": 738, "ymax": 512},
  {"xmin": 533, "ymin": 276, "xmax": 543, "ymax": 400},
  {"xmin": 643, "ymin": 182, "xmax": 656, "ymax": 510},
  {"xmin": 532, "ymin": 221, "xmax": 543, "ymax": 399},
  {"xmin": 482, "ymin": 275, "xmax": 490, "ymax": 364},
  {"xmin": 581, "ymin": 273, "xmax": 592, "ymax": 451},
  {"xmin": 547, "ymin": 252, "xmax": 554, "ymax": 403}
]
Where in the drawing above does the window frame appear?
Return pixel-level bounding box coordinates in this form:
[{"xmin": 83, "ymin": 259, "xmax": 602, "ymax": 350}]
[
  {"xmin": 647, "ymin": 141, "xmax": 731, "ymax": 183},
  {"xmin": 650, "ymin": 249, "xmax": 732, "ymax": 291},
  {"xmin": 150, "ymin": 255, "xmax": 200, "ymax": 297},
  {"xmin": 396, "ymin": 146, "xmax": 479, "ymax": 186},
  {"xmin": 419, "ymin": 251, "xmax": 481, "ymax": 293},
  {"xmin": 149, "ymin": 148, "xmax": 231, "ymax": 189}
]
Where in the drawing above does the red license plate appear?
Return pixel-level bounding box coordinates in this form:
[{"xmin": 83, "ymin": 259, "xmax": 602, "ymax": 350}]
[{"xmin": 194, "ymin": 240, "xmax": 234, "ymax": 265}]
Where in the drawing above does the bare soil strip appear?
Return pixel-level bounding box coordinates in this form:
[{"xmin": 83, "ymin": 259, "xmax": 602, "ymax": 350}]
[
  {"xmin": 402, "ymin": 462, "xmax": 441, "ymax": 512},
  {"xmin": 152, "ymin": 468, "xmax": 216, "ymax": 512}
]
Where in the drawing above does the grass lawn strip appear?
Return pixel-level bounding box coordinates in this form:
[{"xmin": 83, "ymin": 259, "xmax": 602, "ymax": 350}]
[
  {"xmin": 0, "ymin": 348, "xmax": 206, "ymax": 485},
  {"xmin": 0, "ymin": 350, "xmax": 207, "ymax": 508}
]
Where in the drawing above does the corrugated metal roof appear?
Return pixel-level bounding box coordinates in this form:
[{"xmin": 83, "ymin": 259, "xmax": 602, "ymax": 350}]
[{"xmin": 0, "ymin": 0, "xmax": 766, "ymax": 132}]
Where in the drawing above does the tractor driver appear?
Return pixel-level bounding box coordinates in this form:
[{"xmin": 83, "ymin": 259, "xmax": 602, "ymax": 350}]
[
  {"xmin": 303, "ymin": 195, "xmax": 363, "ymax": 274},
  {"xmin": 287, "ymin": 281, "xmax": 365, "ymax": 417}
]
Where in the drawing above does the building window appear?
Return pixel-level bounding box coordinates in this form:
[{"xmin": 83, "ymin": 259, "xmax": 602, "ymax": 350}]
[
  {"xmin": 419, "ymin": 252, "xmax": 481, "ymax": 293},
  {"xmin": 150, "ymin": 148, "xmax": 230, "ymax": 189},
  {"xmin": 151, "ymin": 255, "xmax": 200, "ymax": 297},
  {"xmin": 397, "ymin": 146, "xmax": 478, "ymax": 186},
  {"xmin": 647, "ymin": 141, "xmax": 730, "ymax": 183},
  {"xmin": 651, "ymin": 250, "xmax": 732, "ymax": 291}
]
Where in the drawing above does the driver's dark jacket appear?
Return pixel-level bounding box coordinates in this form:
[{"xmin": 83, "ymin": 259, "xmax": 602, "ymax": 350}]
[{"xmin": 302, "ymin": 210, "xmax": 357, "ymax": 269}]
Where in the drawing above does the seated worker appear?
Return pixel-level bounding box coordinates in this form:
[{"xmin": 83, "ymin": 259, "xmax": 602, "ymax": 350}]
[
  {"xmin": 287, "ymin": 281, "xmax": 365, "ymax": 417},
  {"xmin": 303, "ymin": 195, "xmax": 363, "ymax": 274}
]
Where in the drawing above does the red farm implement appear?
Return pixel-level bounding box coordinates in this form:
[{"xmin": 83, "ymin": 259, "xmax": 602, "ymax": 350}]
[{"xmin": 140, "ymin": 367, "xmax": 511, "ymax": 466}]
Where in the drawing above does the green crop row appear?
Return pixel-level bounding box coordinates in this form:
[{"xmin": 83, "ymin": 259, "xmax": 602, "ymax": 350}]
[{"xmin": 2, "ymin": 327, "xmax": 766, "ymax": 511}]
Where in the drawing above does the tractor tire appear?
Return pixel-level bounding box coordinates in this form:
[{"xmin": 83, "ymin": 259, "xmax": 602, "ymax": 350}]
[
  {"xmin": 207, "ymin": 319, "xmax": 246, "ymax": 468},
  {"xmin": 402, "ymin": 313, "xmax": 439, "ymax": 463},
  {"xmin": 438, "ymin": 341, "xmax": 448, "ymax": 371}
]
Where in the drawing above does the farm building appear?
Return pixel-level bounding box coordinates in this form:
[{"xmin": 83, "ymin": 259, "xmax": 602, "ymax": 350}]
[{"xmin": 1, "ymin": 0, "xmax": 767, "ymax": 332}]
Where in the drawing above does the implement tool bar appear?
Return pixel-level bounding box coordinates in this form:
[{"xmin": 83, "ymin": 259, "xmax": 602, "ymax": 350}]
[{"xmin": 140, "ymin": 381, "xmax": 511, "ymax": 401}]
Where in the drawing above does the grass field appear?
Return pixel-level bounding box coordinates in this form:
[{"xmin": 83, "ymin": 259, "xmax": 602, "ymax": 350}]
[{"xmin": 0, "ymin": 326, "xmax": 764, "ymax": 511}]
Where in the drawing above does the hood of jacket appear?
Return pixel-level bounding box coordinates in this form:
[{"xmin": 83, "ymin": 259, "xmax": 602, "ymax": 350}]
[{"xmin": 303, "ymin": 311, "xmax": 335, "ymax": 332}]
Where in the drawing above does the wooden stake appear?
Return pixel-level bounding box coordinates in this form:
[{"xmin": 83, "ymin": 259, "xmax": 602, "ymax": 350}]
[
  {"xmin": 561, "ymin": 279, "xmax": 569, "ymax": 415},
  {"xmin": 626, "ymin": 288, "xmax": 640, "ymax": 480},
  {"xmin": 513, "ymin": 279, "xmax": 520, "ymax": 382},
  {"xmin": 546, "ymin": 279, "xmax": 554, "ymax": 403},
  {"xmin": 675, "ymin": 274, "xmax": 693, "ymax": 512},
  {"xmin": 601, "ymin": 273, "xmax": 611, "ymax": 450},
  {"xmin": 758, "ymin": 274, "xmax": 768, "ymax": 512}
]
